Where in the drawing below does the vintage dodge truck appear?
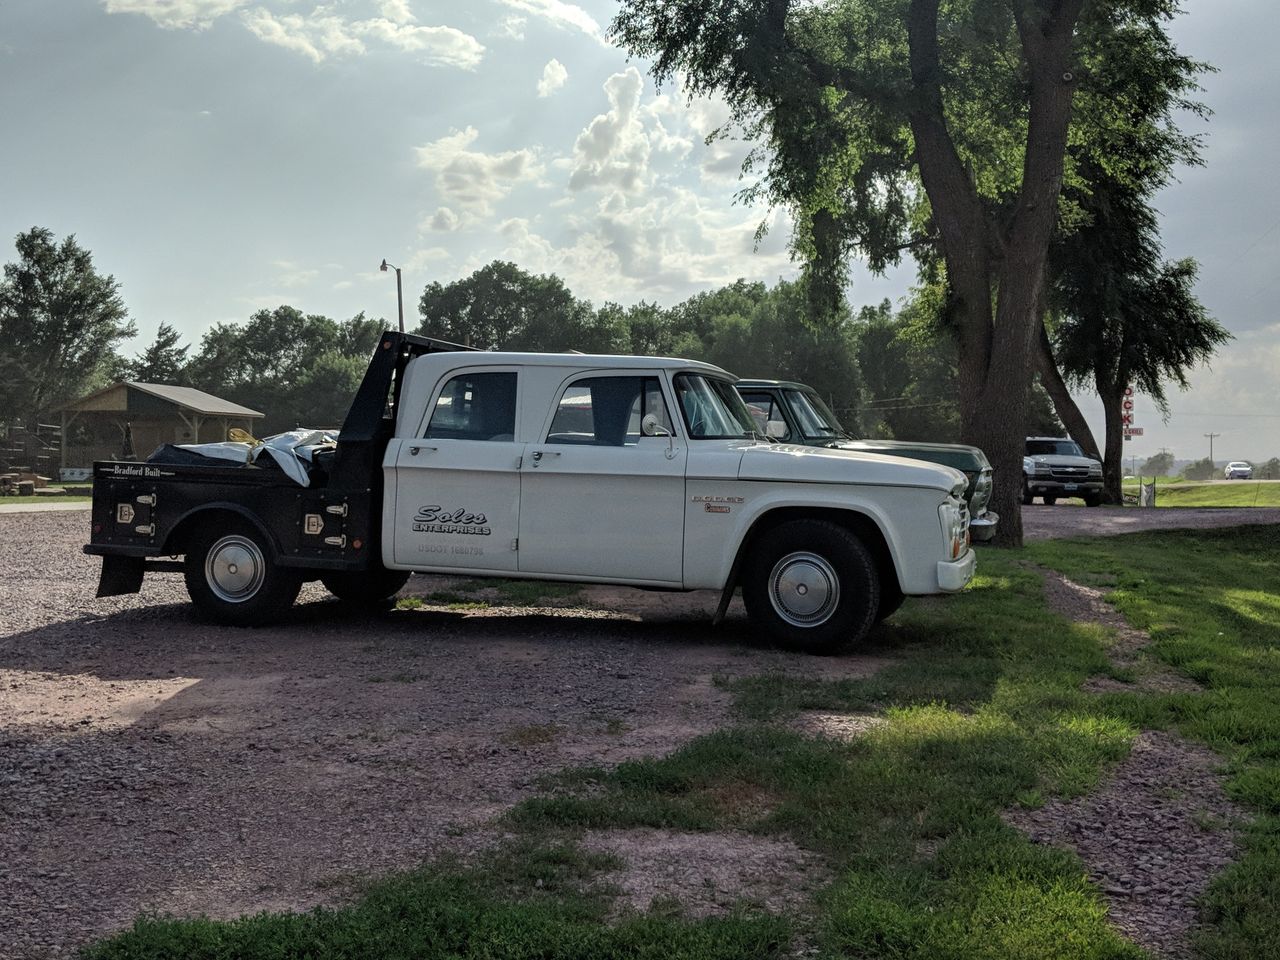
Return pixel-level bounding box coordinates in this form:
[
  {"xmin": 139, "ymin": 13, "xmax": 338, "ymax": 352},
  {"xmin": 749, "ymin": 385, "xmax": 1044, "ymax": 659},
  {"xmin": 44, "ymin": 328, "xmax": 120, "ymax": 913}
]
[{"xmin": 85, "ymin": 333, "xmax": 974, "ymax": 653}]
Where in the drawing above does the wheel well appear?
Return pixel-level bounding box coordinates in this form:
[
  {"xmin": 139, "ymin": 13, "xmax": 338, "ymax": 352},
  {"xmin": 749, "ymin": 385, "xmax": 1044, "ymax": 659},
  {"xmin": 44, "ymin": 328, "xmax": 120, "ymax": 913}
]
[
  {"xmin": 735, "ymin": 507, "xmax": 900, "ymax": 595},
  {"xmin": 163, "ymin": 507, "xmax": 277, "ymax": 558}
]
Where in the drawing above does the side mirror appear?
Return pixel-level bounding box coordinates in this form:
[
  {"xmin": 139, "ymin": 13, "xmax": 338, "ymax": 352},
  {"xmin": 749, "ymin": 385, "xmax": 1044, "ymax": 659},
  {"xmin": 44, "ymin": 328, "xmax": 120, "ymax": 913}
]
[
  {"xmin": 766, "ymin": 420, "xmax": 788, "ymax": 440},
  {"xmin": 641, "ymin": 414, "xmax": 671, "ymax": 438}
]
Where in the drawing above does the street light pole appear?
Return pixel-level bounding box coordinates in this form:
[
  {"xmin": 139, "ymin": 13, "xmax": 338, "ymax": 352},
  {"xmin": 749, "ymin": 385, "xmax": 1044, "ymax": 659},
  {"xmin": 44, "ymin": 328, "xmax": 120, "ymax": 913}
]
[{"xmin": 379, "ymin": 259, "xmax": 404, "ymax": 333}]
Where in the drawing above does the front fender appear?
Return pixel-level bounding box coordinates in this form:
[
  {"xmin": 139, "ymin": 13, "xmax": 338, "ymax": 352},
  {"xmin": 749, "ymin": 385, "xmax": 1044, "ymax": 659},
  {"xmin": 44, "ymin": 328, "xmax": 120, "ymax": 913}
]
[{"xmin": 683, "ymin": 482, "xmax": 945, "ymax": 595}]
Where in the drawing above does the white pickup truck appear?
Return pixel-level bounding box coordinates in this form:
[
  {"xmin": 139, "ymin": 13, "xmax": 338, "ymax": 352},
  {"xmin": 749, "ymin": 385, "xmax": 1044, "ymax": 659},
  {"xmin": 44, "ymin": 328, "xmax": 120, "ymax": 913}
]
[{"xmin": 86, "ymin": 333, "xmax": 975, "ymax": 653}]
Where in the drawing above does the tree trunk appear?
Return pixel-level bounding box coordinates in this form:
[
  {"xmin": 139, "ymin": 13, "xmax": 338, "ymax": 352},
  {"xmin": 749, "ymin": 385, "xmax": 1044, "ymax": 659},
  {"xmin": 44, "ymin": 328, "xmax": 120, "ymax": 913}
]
[
  {"xmin": 904, "ymin": 0, "xmax": 1085, "ymax": 547},
  {"xmin": 1036, "ymin": 315, "xmax": 1101, "ymax": 461},
  {"xmin": 1090, "ymin": 363, "xmax": 1131, "ymax": 504}
]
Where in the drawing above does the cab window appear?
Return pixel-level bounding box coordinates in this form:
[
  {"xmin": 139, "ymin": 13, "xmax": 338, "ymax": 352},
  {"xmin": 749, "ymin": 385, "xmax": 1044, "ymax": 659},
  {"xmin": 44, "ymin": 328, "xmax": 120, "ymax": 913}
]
[
  {"xmin": 738, "ymin": 391, "xmax": 791, "ymax": 441},
  {"xmin": 546, "ymin": 376, "xmax": 672, "ymax": 446},
  {"xmin": 424, "ymin": 372, "xmax": 517, "ymax": 441}
]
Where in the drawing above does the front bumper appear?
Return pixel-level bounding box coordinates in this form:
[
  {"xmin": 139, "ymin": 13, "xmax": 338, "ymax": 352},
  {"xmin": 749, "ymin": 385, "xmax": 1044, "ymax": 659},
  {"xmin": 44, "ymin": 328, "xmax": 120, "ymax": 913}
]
[
  {"xmin": 969, "ymin": 511, "xmax": 999, "ymax": 542},
  {"xmin": 937, "ymin": 549, "xmax": 977, "ymax": 592},
  {"xmin": 1026, "ymin": 479, "xmax": 1103, "ymax": 497}
]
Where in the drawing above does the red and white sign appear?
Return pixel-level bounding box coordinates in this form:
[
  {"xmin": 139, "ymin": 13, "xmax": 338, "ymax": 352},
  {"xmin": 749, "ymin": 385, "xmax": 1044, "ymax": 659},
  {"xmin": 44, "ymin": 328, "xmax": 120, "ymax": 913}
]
[{"xmin": 1124, "ymin": 427, "xmax": 1144, "ymax": 437}]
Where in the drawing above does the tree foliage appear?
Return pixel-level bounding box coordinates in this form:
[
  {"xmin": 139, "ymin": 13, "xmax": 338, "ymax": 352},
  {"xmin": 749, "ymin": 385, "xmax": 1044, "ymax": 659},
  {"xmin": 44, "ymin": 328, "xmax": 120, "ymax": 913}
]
[
  {"xmin": 417, "ymin": 261, "xmax": 618, "ymax": 353},
  {"xmin": 1140, "ymin": 450, "xmax": 1175, "ymax": 476},
  {"xmin": 611, "ymin": 0, "xmax": 1210, "ymax": 544},
  {"xmin": 128, "ymin": 322, "xmax": 190, "ymax": 383},
  {"xmin": 0, "ymin": 227, "xmax": 135, "ymax": 425},
  {"xmin": 185, "ymin": 307, "xmax": 385, "ymax": 432}
]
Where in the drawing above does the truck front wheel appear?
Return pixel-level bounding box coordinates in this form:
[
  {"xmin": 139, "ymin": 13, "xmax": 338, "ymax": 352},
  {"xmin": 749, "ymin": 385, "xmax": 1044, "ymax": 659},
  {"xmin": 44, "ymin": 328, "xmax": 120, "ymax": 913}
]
[
  {"xmin": 184, "ymin": 521, "xmax": 301, "ymax": 626},
  {"xmin": 742, "ymin": 519, "xmax": 879, "ymax": 655},
  {"xmin": 322, "ymin": 566, "xmax": 410, "ymax": 606}
]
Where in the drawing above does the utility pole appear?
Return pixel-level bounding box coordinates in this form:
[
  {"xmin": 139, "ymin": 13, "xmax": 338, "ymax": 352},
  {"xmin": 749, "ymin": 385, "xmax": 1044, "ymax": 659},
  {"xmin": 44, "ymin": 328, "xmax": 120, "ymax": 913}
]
[{"xmin": 1205, "ymin": 433, "xmax": 1220, "ymax": 471}]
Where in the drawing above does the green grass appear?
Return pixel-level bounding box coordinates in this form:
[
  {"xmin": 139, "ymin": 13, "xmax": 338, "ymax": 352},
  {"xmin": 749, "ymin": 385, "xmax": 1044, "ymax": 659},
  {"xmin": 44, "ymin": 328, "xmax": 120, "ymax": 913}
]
[
  {"xmin": 0, "ymin": 493, "xmax": 92, "ymax": 504},
  {"xmin": 85, "ymin": 527, "xmax": 1280, "ymax": 959},
  {"xmin": 1030, "ymin": 527, "xmax": 1280, "ymax": 959},
  {"xmin": 1119, "ymin": 481, "xmax": 1280, "ymax": 507},
  {"xmin": 82, "ymin": 840, "xmax": 791, "ymax": 960}
]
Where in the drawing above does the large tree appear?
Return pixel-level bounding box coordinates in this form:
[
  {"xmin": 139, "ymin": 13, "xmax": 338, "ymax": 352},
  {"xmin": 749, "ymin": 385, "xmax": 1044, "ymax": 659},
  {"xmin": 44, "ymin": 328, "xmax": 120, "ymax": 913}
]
[
  {"xmin": 417, "ymin": 261, "xmax": 615, "ymax": 352},
  {"xmin": 0, "ymin": 227, "xmax": 134, "ymax": 426},
  {"xmin": 612, "ymin": 0, "xmax": 1203, "ymax": 544},
  {"xmin": 128, "ymin": 322, "xmax": 190, "ymax": 383},
  {"xmin": 185, "ymin": 307, "xmax": 381, "ymax": 433},
  {"xmin": 1050, "ymin": 170, "xmax": 1228, "ymax": 502}
]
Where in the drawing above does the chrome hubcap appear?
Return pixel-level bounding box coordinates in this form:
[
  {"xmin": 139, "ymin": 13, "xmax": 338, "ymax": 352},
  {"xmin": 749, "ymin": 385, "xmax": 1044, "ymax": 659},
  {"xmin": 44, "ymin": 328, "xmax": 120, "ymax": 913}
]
[
  {"xmin": 768, "ymin": 551, "xmax": 839, "ymax": 627},
  {"xmin": 205, "ymin": 534, "xmax": 265, "ymax": 603}
]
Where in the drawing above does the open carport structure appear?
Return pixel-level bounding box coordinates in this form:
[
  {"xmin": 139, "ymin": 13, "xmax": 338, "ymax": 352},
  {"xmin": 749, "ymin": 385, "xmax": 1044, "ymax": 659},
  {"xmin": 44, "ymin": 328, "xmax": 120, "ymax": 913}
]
[{"xmin": 52, "ymin": 382, "xmax": 263, "ymax": 470}]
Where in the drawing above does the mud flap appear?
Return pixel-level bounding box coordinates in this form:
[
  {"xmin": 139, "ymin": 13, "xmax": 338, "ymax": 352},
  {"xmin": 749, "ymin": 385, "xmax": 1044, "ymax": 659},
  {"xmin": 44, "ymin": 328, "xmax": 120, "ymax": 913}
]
[{"xmin": 97, "ymin": 555, "xmax": 145, "ymax": 597}]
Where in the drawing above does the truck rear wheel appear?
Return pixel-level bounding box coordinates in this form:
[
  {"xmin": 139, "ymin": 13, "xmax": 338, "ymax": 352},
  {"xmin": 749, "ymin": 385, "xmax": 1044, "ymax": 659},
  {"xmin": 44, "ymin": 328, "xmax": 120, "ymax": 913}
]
[
  {"xmin": 184, "ymin": 520, "xmax": 301, "ymax": 626},
  {"xmin": 322, "ymin": 566, "xmax": 410, "ymax": 606},
  {"xmin": 742, "ymin": 519, "xmax": 879, "ymax": 654}
]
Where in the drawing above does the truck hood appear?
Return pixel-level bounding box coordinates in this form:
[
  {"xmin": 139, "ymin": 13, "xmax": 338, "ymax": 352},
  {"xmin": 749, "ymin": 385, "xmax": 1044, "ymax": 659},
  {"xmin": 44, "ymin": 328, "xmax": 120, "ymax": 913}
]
[
  {"xmin": 738, "ymin": 443, "xmax": 966, "ymax": 493},
  {"xmin": 833, "ymin": 439, "xmax": 989, "ymax": 474}
]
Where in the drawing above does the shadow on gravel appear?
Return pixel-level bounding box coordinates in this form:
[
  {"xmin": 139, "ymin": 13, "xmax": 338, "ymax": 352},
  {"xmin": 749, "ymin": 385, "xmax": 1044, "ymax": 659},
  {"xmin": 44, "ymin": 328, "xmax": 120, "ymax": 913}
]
[{"xmin": 0, "ymin": 590, "xmax": 902, "ymax": 685}]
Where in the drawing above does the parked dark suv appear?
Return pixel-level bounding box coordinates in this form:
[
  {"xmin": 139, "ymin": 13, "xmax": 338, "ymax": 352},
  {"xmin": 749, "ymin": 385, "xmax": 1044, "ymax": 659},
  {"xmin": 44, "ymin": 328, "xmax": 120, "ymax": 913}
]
[{"xmin": 1023, "ymin": 437, "xmax": 1103, "ymax": 506}]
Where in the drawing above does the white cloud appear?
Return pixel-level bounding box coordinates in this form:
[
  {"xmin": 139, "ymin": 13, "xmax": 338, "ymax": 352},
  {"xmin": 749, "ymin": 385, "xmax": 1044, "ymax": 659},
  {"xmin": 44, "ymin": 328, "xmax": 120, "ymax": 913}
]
[
  {"xmin": 497, "ymin": 15, "xmax": 526, "ymax": 39},
  {"xmin": 414, "ymin": 127, "xmax": 545, "ymax": 222},
  {"xmin": 568, "ymin": 68, "xmax": 653, "ymax": 193},
  {"xmin": 495, "ymin": 0, "xmax": 603, "ymax": 43},
  {"xmin": 271, "ymin": 260, "xmax": 320, "ymax": 288},
  {"xmin": 537, "ymin": 58, "xmax": 568, "ymax": 98},
  {"xmin": 102, "ymin": 0, "xmax": 248, "ymax": 30},
  {"xmin": 238, "ymin": 7, "xmax": 482, "ymax": 67},
  {"xmin": 379, "ymin": 0, "xmax": 415, "ymax": 24},
  {"xmin": 353, "ymin": 18, "xmax": 484, "ymax": 68},
  {"xmin": 241, "ymin": 9, "xmax": 364, "ymax": 62},
  {"xmin": 483, "ymin": 189, "xmax": 794, "ymax": 304},
  {"xmin": 426, "ymin": 207, "xmax": 461, "ymax": 232}
]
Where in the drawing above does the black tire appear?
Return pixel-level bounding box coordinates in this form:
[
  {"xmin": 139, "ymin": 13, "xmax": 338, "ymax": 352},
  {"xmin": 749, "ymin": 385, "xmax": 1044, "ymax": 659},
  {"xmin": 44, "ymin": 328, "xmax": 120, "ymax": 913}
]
[
  {"xmin": 1022, "ymin": 481, "xmax": 1034, "ymax": 506},
  {"xmin": 1043, "ymin": 495, "xmax": 1058, "ymax": 506},
  {"xmin": 322, "ymin": 566, "xmax": 410, "ymax": 606},
  {"xmin": 184, "ymin": 520, "xmax": 302, "ymax": 626},
  {"xmin": 874, "ymin": 581, "xmax": 906, "ymax": 624},
  {"xmin": 1084, "ymin": 493, "xmax": 1102, "ymax": 508},
  {"xmin": 742, "ymin": 519, "xmax": 879, "ymax": 654}
]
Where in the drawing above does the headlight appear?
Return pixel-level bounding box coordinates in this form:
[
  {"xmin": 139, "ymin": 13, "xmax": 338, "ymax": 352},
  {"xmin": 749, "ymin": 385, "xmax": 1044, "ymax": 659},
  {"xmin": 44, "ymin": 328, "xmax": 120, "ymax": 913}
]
[
  {"xmin": 1088, "ymin": 462, "xmax": 1102, "ymax": 477},
  {"xmin": 1035, "ymin": 462, "xmax": 1051, "ymax": 477},
  {"xmin": 938, "ymin": 499, "xmax": 969, "ymax": 560},
  {"xmin": 970, "ymin": 471, "xmax": 992, "ymax": 513}
]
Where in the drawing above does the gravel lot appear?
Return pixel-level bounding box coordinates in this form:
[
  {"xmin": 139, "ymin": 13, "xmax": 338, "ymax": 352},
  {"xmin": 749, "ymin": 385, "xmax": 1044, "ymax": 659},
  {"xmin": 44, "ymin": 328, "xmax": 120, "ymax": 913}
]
[
  {"xmin": 1021, "ymin": 502, "xmax": 1280, "ymax": 540},
  {"xmin": 0, "ymin": 512, "xmax": 881, "ymax": 958},
  {"xmin": 2, "ymin": 505, "xmax": 1271, "ymax": 957}
]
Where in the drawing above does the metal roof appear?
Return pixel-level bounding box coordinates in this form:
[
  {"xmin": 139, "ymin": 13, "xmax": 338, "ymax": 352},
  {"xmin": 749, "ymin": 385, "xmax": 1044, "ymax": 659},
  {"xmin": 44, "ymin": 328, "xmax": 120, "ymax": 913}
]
[
  {"xmin": 55, "ymin": 381, "xmax": 263, "ymax": 418},
  {"xmin": 128, "ymin": 383, "xmax": 263, "ymax": 418}
]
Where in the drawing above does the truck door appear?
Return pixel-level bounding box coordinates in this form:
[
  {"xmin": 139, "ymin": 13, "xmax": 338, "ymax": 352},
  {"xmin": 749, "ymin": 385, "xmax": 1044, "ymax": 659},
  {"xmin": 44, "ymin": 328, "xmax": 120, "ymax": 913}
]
[
  {"xmin": 518, "ymin": 373, "xmax": 687, "ymax": 585},
  {"xmin": 390, "ymin": 368, "xmax": 522, "ymax": 572}
]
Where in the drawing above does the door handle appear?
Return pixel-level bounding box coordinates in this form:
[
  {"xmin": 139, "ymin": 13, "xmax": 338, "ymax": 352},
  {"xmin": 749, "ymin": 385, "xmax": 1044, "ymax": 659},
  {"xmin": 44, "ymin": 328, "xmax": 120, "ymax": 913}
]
[
  {"xmin": 408, "ymin": 445, "xmax": 437, "ymax": 456},
  {"xmin": 530, "ymin": 450, "xmax": 561, "ymax": 466}
]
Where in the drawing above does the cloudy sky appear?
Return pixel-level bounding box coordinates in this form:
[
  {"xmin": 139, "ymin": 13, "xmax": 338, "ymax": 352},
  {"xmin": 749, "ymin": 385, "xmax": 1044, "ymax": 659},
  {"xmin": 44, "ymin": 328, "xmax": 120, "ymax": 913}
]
[{"xmin": 1, "ymin": 0, "xmax": 1276, "ymax": 462}]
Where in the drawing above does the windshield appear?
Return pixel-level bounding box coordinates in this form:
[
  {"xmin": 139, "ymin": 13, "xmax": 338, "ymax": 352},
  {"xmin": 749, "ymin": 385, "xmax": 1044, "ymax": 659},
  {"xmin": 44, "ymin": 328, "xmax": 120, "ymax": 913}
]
[
  {"xmin": 788, "ymin": 389, "xmax": 845, "ymax": 440},
  {"xmin": 673, "ymin": 374, "xmax": 759, "ymax": 440},
  {"xmin": 1026, "ymin": 439, "xmax": 1084, "ymax": 457}
]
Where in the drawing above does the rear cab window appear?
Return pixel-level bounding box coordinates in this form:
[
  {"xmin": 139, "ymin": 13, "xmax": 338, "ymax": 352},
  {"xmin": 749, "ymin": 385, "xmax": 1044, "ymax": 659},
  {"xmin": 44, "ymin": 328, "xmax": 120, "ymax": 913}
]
[{"xmin": 424, "ymin": 371, "xmax": 517, "ymax": 441}]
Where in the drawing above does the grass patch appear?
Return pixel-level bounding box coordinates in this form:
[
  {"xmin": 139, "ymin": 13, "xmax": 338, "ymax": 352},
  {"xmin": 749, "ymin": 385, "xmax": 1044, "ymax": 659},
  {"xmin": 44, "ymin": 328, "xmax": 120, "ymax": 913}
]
[
  {"xmin": 1030, "ymin": 526, "xmax": 1280, "ymax": 959},
  {"xmin": 84, "ymin": 839, "xmax": 791, "ymax": 960},
  {"xmin": 0, "ymin": 493, "xmax": 92, "ymax": 504},
  {"xmin": 454, "ymin": 577, "xmax": 583, "ymax": 606},
  {"xmin": 1120, "ymin": 481, "xmax": 1280, "ymax": 507}
]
